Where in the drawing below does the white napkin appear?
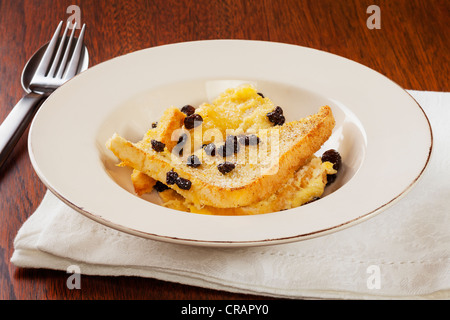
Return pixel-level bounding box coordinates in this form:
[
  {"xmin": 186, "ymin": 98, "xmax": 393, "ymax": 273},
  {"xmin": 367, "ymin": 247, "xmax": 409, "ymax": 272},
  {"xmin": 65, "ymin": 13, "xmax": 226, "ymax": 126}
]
[{"xmin": 11, "ymin": 90, "xmax": 450, "ymax": 300}]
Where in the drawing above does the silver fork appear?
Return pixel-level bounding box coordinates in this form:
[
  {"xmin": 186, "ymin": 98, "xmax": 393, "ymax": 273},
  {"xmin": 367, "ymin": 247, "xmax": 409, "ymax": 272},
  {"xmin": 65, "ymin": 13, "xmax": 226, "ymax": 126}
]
[
  {"xmin": 30, "ymin": 21, "xmax": 86, "ymax": 93},
  {"xmin": 0, "ymin": 21, "xmax": 87, "ymax": 169}
]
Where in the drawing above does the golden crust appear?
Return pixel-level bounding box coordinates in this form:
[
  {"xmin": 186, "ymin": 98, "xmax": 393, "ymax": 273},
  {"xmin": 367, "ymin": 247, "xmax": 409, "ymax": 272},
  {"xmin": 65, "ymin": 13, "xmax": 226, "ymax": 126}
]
[
  {"xmin": 131, "ymin": 169, "xmax": 156, "ymax": 196},
  {"xmin": 154, "ymin": 106, "xmax": 186, "ymax": 151}
]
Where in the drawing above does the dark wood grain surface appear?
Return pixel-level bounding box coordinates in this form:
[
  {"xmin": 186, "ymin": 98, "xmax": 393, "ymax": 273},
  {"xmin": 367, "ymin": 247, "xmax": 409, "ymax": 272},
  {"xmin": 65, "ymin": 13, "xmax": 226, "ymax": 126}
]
[{"xmin": 0, "ymin": 0, "xmax": 448, "ymax": 300}]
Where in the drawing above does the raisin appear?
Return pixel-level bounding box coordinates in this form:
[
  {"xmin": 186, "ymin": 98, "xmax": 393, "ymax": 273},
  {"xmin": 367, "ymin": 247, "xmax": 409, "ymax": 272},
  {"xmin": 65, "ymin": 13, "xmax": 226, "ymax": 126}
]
[
  {"xmin": 322, "ymin": 149, "xmax": 341, "ymax": 186},
  {"xmin": 226, "ymin": 135, "xmax": 240, "ymax": 153},
  {"xmin": 204, "ymin": 143, "xmax": 216, "ymax": 156},
  {"xmin": 238, "ymin": 134, "xmax": 260, "ymax": 146},
  {"xmin": 267, "ymin": 106, "xmax": 285, "ymax": 126},
  {"xmin": 177, "ymin": 133, "xmax": 188, "ymax": 145},
  {"xmin": 326, "ymin": 174, "xmax": 337, "ymax": 185},
  {"xmin": 151, "ymin": 139, "xmax": 165, "ymax": 152},
  {"xmin": 217, "ymin": 144, "xmax": 230, "ymax": 157},
  {"xmin": 248, "ymin": 135, "xmax": 260, "ymax": 145},
  {"xmin": 172, "ymin": 133, "xmax": 188, "ymax": 157},
  {"xmin": 176, "ymin": 177, "xmax": 192, "ymax": 190},
  {"xmin": 153, "ymin": 181, "xmax": 169, "ymax": 192},
  {"xmin": 267, "ymin": 112, "xmax": 284, "ymax": 125},
  {"xmin": 166, "ymin": 169, "xmax": 178, "ymax": 185},
  {"xmin": 180, "ymin": 105, "xmax": 195, "ymax": 116},
  {"xmin": 187, "ymin": 154, "xmax": 201, "ymax": 168},
  {"xmin": 321, "ymin": 149, "xmax": 342, "ymax": 171},
  {"xmin": 184, "ymin": 113, "xmax": 203, "ymax": 129},
  {"xmin": 151, "ymin": 122, "xmax": 158, "ymax": 128},
  {"xmin": 217, "ymin": 137, "xmax": 238, "ymax": 157},
  {"xmin": 217, "ymin": 162, "xmax": 235, "ymax": 174},
  {"xmin": 274, "ymin": 106, "xmax": 283, "ymax": 114},
  {"xmin": 257, "ymin": 92, "xmax": 265, "ymax": 98}
]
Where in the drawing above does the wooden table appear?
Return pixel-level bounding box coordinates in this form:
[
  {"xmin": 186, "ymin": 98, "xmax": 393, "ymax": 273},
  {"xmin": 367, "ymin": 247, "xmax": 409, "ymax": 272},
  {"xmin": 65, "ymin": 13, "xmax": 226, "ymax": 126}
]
[{"xmin": 0, "ymin": 0, "xmax": 448, "ymax": 300}]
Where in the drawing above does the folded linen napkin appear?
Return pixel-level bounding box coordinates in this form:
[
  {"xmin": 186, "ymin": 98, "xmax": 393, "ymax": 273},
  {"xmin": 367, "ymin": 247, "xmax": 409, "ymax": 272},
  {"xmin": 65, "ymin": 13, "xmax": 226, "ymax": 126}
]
[{"xmin": 11, "ymin": 90, "xmax": 450, "ymax": 300}]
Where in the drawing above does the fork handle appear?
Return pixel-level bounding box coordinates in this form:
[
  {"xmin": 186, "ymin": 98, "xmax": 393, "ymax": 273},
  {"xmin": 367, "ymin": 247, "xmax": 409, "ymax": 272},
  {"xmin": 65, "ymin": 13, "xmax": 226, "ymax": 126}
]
[{"xmin": 0, "ymin": 92, "xmax": 47, "ymax": 169}]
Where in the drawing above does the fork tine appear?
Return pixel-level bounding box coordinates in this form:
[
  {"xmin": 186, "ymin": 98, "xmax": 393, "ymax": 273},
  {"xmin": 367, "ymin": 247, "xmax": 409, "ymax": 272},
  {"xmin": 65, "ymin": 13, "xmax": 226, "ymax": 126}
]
[
  {"xmin": 34, "ymin": 21, "xmax": 63, "ymax": 77},
  {"xmin": 63, "ymin": 23, "xmax": 86, "ymax": 79},
  {"xmin": 48, "ymin": 22, "xmax": 70, "ymax": 77},
  {"xmin": 56, "ymin": 22, "xmax": 77, "ymax": 78}
]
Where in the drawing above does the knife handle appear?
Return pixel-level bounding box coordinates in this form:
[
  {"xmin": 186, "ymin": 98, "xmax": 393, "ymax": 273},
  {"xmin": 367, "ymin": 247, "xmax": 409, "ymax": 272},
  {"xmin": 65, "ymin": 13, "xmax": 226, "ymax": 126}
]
[{"xmin": 0, "ymin": 92, "xmax": 46, "ymax": 169}]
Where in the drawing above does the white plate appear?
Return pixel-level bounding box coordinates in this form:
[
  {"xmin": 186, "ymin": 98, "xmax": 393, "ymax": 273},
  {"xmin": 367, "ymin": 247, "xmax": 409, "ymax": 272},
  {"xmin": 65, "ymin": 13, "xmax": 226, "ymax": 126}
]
[{"xmin": 28, "ymin": 40, "xmax": 432, "ymax": 247}]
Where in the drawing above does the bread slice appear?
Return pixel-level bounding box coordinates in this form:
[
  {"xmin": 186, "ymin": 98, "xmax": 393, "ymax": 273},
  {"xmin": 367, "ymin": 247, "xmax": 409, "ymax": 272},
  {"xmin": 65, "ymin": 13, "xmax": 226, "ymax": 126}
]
[
  {"xmin": 154, "ymin": 106, "xmax": 186, "ymax": 151},
  {"xmin": 106, "ymin": 105, "xmax": 335, "ymax": 208},
  {"xmin": 131, "ymin": 169, "xmax": 156, "ymax": 196},
  {"xmin": 128, "ymin": 106, "xmax": 186, "ymax": 195}
]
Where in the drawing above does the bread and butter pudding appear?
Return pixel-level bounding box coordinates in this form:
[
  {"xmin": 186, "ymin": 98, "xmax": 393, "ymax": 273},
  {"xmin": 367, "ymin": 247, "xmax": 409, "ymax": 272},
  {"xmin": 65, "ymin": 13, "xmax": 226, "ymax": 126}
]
[{"xmin": 106, "ymin": 84, "xmax": 341, "ymax": 215}]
